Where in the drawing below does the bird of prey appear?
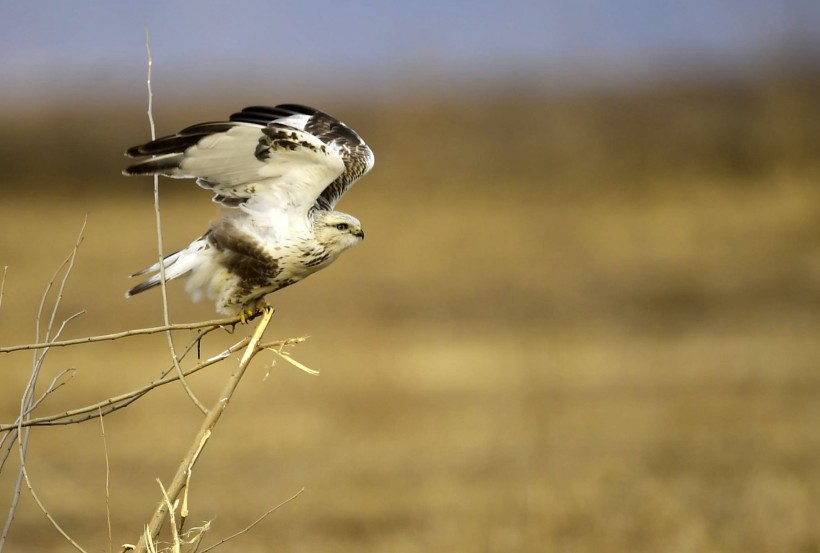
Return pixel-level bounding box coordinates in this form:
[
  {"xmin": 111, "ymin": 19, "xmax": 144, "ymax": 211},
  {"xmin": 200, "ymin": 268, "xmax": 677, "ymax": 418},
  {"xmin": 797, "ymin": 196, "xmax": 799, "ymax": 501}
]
[{"xmin": 123, "ymin": 104, "xmax": 374, "ymax": 319}]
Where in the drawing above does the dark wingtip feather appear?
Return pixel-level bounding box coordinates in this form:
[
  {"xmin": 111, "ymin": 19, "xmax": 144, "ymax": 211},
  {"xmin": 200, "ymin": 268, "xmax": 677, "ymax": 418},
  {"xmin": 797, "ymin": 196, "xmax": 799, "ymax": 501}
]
[
  {"xmin": 274, "ymin": 104, "xmax": 319, "ymax": 115},
  {"xmin": 125, "ymin": 124, "xmax": 235, "ymax": 160},
  {"xmin": 125, "ymin": 145, "xmax": 143, "ymax": 157},
  {"xmin": 229, "ymin": 104, "xmax": 321, "ymax": 125}
]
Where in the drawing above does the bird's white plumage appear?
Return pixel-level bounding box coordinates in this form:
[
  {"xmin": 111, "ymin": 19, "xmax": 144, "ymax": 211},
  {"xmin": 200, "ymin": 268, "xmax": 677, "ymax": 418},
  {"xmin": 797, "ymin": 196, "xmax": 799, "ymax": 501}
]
[{"xmin": 123, "ymin": 104, "xmax": 373, "ymax": 315}]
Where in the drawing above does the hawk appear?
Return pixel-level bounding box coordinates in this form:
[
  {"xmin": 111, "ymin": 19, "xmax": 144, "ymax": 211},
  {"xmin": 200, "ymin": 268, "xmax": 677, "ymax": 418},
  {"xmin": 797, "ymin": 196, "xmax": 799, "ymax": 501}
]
[{"xmin": 123, "ymin": 104, "xmax": 374, "ymax": 319}]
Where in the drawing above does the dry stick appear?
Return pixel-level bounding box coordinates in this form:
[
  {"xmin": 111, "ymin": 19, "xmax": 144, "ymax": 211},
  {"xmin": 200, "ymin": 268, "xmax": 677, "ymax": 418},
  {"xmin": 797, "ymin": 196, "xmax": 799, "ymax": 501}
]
[
  {"xmin": 141, "ymin": 27, "xmax": 207, "ymax": 415},
  {"xmin": 0, "ymin": 221, "xmax": 87, "ymax": 553},
  {"xmin": 12, "ymin": 424, "xmax": 89, "ymax": 552},
  {"xmin": 1, "ymin": 329, "xmax": 212, "ymax": 433},
  {"xmin": 156, "ymin": 480, "xmax": 180, "ymax": 553},
  {"xmin": 28, "ymin": 220, "xmax": 87, "ymax": 390},
  {"xmin": 0, "ymin": 225, "xmax": 88, "ymax": 528},
  {"xmin": 0, "ymin": 334, "xmax": 297, "ymax": 433},
  {"xmin": 0, "ymin": 316, "xmax": 241, "ymax": 354},
  {"xmin": 179, "ymin": 427, "xmax": 212, "ymax": 536},
  {"xmin": 99, "ymin": 408, "xmax": 113, "ymax": 553},
  {"xmin": 0, "ymin": 369, "xmax": 75, "ymax": 471},
  {"xmin": 132, "ymin": 307, "xmax": 274, "ymax": 553},
  {"xmin": 0, "ymin": 266, "xmax": 8, "ymax": 311},
  {"xmin": 0, "ymin": 322, "xmax": 228, "ymax": 470},
  {"xmin": 199, "ymin": 488, "xmax": 304, "ymax": 553},
  {"xmin": 0, "ymin": 437, "xmax": 25, "ymax": 550},
  {"xmin": 0, "ymin": 427, "xmax": 30, "ymax": 551},
  {"xmin": 4, "ymin": 279, "xmax": 89, "ymax": 553},
  {"xmin": 0, "ymin": 333, "xmax": 250, "ymax": 433},
  {"xmin": 0, "ymin": 368, "xmax": 76, "ymax": 439},
  {"xmin": 26, "ymin": 222, "xmax": 87, "ymax": 430},
  {"xmin": 24, "ymin": 229, "xmax": 84, "ymax": 416},
  {"xmin": 178, "ymin": 522, "xmax": 210, "ymax": 553},
  {"xmin": 35, "ymin": 217, "xmax": 87, "ymax": 352}
]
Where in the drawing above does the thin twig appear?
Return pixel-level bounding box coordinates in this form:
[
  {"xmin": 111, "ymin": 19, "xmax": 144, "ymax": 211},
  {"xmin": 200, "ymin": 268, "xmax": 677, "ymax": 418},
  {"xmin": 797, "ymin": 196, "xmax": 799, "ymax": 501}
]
[
  {"xmin": 14, "ymin": 374, "xmax": 88, "ymax": 552},
  {"xmin": 199, "ymin": 487, "xmax": 305, "ymax": 553},
  {"xmin": 0, "ymin": 369, "xmax": 75, "ymax": 472},
  {"xmin": 0, "ymin": 334, "xmax": 300, "ymax": 432},
  {"xmin": 13, "ymin": 440, "xmax": 89, "ymax": 552},
  {"xmin": 0, "ymin": 317, "xmax": 241, "ymax": 354},
  {"xmin": 28, "ymin": 220, "xmax": 87, "ymax": 409},
  {"xmin": 157, "ymin": 480, "xmax": 181, "ymax": 553},
  {"xmin": 29, "ymin": 369, "xmax": 77, "ymax": 414},
  {"xmin": 268, "ymin": 347, "xmax": 320, "ymax": 376},
  {"xmin": 1, "ymin": 221, "xmax": 87, "ymax": 552},
  {"xmin": 30, "ymin": 219, "xmax": 84, "ymax": 381},
  {"xmin": 0, "ymin": 424, "xmax": 27, "ymax": 551},
  {"xmin": 179, "ymin": 522, "xmax": 210, "ymax": 553},
  {"xmin": 8, "ymin": 321, "xmax": 227, "ymax": 434},
  {"xmin": 33, "ymin": 244, "xmax": 69, "ymax": 346},
  {"xmin": 0, "ymin": 426, "xmax": 15, "ymax": 470},
  {"xmin": 46, "ymin": 310, "xmax": 87, "ymax": 349},
  {"xmin": 0, "ymin": 266, "xmax": 8, "ymax": 311},
  {"xmin": 4, "ymin": 312, "xmax": 88, "ymax": 467},
  {"xmin": 133, "ymin": 308, "xmax": 275, "ymax": 553},
  {"xmin": 99, "ymin": 408, "xmax": 113, "ymax": 553},
  {"xmin": 1, "ymin": 324, "xmax": 223, "ymax": 434},
  {"xmin": 142, "ymin": 25, "xmax": 207, "ymax": 415},
  {"xmin": 1, "ymin": 368, "xmax": 76, "ymax": 437},
  {"xmin": 144, "ymin": 26, "xmax": 156, "ymax": 138},
  {"xmin": 0, "ymin": 328, "xmax": 216, "ymax": 434},
  {"xmin": 37, "ymin": 216, "xmax": 87, "ymax": 347},
  {"xmin": 142, "ymin": 526, "xmax": 156, "ymax": 553}
]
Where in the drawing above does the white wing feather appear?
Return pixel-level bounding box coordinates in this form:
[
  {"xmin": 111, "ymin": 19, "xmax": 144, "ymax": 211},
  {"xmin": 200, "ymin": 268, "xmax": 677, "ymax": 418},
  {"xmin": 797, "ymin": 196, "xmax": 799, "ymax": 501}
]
[{"xmin": 170, "ymin": 124, "xmax": 344, "ymax": 215}]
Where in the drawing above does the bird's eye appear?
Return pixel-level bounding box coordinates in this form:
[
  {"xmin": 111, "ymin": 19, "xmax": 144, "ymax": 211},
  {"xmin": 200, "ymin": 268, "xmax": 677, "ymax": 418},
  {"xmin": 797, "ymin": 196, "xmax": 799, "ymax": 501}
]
[{"xmin": 336, "ymin": 223, "xmax": 349, "ymax": 231}]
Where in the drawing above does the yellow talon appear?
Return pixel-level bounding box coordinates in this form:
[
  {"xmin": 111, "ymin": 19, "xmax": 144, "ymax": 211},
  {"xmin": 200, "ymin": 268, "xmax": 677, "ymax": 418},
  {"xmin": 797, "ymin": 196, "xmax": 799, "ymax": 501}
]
[{"xmin": 240, "ymin": 298, "xmax": 271, "ymax": 324}]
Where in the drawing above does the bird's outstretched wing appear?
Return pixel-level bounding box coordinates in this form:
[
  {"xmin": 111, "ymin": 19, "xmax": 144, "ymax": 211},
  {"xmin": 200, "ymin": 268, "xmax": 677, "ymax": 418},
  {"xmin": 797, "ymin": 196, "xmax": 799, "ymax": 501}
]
[{"xmin": 124, "ymin": 104, "xmax": 374, "ymax": 213}]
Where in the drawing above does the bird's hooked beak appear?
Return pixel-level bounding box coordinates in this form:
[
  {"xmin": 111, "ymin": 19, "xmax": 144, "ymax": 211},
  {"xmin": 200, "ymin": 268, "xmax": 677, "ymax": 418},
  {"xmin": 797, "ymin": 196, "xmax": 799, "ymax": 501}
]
[{"xmin": 354, "ymin": 226, "xmax": 365, "ymax": 239}]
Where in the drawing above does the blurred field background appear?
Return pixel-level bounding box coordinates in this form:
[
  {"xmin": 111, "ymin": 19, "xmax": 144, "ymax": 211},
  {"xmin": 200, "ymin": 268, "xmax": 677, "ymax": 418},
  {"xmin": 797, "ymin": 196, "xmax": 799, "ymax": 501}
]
[{"xmin": 2, "ymin": 2, "xmax": 820, "ymax": 552}]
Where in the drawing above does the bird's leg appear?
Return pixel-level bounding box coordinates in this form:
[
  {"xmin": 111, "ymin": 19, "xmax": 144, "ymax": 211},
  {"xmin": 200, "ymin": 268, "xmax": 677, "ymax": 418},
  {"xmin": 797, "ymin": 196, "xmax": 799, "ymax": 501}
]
[{"xmin": 240, "ymin": 298, "xmax": 271, "ymax": 324}]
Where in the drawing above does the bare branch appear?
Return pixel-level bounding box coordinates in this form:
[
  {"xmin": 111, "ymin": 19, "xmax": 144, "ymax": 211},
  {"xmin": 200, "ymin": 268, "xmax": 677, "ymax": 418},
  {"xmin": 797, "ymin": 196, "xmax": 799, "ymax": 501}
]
[
  {"xmin": 141, "ymin": 25, "xmax": 207, "ymax": 415},
  {"xmin": 0, "ymin": 426, "xmax": 15, "ymax": 470},
  {"xmin": 0, "ymin": 334, "xmax": 291, "ymax": 432},
  {"xmin": 133, "ymin": 308, "xmax": 275, "ymax": 552},
  {"xmin": 1, "ymin": 322, "xmax": 228, "ymax": 436},
  {"xmin": 31, "ymin": 369, "xmax": 77, "ymax": 412},
  {"xmin": 1, "ymin": 366, "xmax": 74, "ymax": 478},
  {"xmin": 13, "ymin": 380, "xmax": 89, "ymax": 553},
  {"xmin": 24, "ymin": 220, "xmax": 87, "ymax": 440},
  {"xmin": 1, "ymin": 316, "xmax": 241, "ymax": 354},
  {"xmin": 157, "ymin": 480, "xmax": 181, "ymax": 553},
  {"xmin": 199, "ymin": 488, "xmax": 304, "ymax": 553},
  {"xmin": 0, "ymin": 266, "xmax": 7, "ymax": 312},
  {"xmin": 143, "ymin": 26, "xmax": 156, "ymax": 139},
  {"xmin": 1, "ymin": 219, "xmax": 88, "ymax": 552},
  {"xmin": 33, "ymin": 246, "xmax": 69, "ymax": 346},
  {"xmin": 37, "ymin": 216, "xmax": 87, "ymax": 347},
  {"xmin": 13, "ymin": 448, "xmax": 89, "ymax": 552},
  {"xmin": 100, "ymin": 408, "xmax": 113, "ymax": 553},
  {"xmin": 267, "ymin": 347, "xmax": 320, "ymax": 376},
  {"xmin": 0, "ymin": 368, "xmax": 77, "ymax": 472},
  {"xmin": 0, "ymin": 426, "xmax": 27, "ymax": 551}
]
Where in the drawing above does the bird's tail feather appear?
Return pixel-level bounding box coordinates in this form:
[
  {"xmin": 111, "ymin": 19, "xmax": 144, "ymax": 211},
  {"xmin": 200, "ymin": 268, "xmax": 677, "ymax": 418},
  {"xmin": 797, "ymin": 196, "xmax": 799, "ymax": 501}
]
[{"xmin": 125, "ymin": 239, "xmax": 207, "ymax": 298}]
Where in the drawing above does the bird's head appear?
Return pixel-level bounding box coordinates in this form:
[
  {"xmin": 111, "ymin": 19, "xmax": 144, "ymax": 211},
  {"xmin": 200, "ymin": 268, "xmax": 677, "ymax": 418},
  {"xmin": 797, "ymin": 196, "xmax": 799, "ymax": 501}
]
[{"xmin": 313, "ymin": 211, "xmax": 365, "ymax": 253}]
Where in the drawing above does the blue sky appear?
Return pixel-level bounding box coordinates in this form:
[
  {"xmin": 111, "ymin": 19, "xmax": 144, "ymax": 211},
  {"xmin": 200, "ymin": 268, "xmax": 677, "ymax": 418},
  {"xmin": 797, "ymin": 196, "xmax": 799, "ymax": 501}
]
[{"xmin": 1, "ymin": 1, "xmax": 818, "ymax": 108}]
